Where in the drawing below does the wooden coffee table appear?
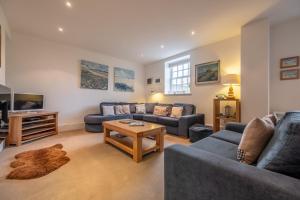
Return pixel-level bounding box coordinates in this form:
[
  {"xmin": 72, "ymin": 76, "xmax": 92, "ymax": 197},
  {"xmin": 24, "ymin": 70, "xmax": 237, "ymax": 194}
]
[{"xmin": 102, "ymin": 120, "xmax": 166, "ymax": 162}]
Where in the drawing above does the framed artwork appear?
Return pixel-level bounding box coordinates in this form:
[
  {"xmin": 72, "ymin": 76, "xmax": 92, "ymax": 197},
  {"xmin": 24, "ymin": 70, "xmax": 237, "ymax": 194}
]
[
  {"xmin": 280, "ymin": 56, "xmax": 299, "ymax": 68},
  {"xmin": 147, "ymin": 78, "xmax": 152, "ymax": 85},
  {"xmin": 114, "ymin": 67, "xmax": 135, "ymax": 92},
  {"xmin": 155, "ymin": 78, "xmax": 160, "ymax": 83},
  {"xmin": 195, "ymin": 60, "xmax": 220, "ymax": 85},
  {"xmin": 280, "ymin": 69, "xmax": 299, "ymax": 80},
  {"xmin": 80, "ymin": 60, "xmax": 109, "ymax": 90}
]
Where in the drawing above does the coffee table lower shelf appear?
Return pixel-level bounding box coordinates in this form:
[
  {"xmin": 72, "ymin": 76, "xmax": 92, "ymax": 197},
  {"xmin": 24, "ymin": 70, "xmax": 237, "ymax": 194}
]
[{"xmin": 103, "ymin": 121, "xmax": 165, "ymax": 163}]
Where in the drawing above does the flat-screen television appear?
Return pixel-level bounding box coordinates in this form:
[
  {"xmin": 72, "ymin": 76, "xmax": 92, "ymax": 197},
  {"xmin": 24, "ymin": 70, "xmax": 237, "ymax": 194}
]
[
  {"xmin": 0, "ymin": 85, "xmax": 11, "ymax": 123},
  {"xmin": 13, "ymin": 93, "xmax": 44, "ymax": 111},
  {"xmin": 0, "ymin": 85, "xmax": 12, "ymax": 111}
]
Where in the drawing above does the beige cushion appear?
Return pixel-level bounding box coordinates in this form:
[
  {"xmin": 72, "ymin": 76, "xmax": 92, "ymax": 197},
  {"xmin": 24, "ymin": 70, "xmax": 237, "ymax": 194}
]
[
  {"xmin": 237, "ymin": 117, "xmax": 274, "ymax": 164},
  {"xmin": 170, "ymin": 107, "xmax": 183, "ymax": 118},
  {"xmin": 115, "ymin": 105, "xmax": 124, "ymax": 115},
  {"xmin": 153, "ymin": 106, "xmax": 168, "ymax": 116},
  {"xmin": 135, "ymin": 104, "xmax": 146, "ymax": 114},
  {"xmin": 102, "ymin": 106, "xmax": 115, "ymax": 116},
  {"xmin": 122, "ymin": 105, "xmax": 131, "ymax": 114}
]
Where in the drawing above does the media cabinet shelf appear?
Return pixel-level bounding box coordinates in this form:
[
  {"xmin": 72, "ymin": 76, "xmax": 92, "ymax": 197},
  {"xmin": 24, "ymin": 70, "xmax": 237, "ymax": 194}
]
[{"xmin": 8, "ymin": 112, "xmax": 58, "ymax": 146}]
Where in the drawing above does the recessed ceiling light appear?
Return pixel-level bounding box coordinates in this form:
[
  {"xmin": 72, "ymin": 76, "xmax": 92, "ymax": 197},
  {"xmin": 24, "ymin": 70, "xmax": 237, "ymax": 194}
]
[
  {"xmin": 58, "ymin": 27, "xmax": 64, "ymax": 32},
  {"xmin": 65, "ymin": 1, "xmax": 72, "ymax": 8},
  {"xmin": 160, "ymin": 45, "xmax": 165, "ymax": 49},
  {"xmin": 191, "ymin": 31, "xmax": 196, "ymax": 35}
]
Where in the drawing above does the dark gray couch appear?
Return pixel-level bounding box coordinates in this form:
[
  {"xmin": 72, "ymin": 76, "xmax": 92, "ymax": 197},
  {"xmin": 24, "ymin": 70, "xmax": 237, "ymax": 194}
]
[
  {"xmin": 84, "ymin": 102, "xmax": 205, "ymax": 137},
  {"xmin": 165, "ymin": 113, "xmax": 300, "ymax": 200}
]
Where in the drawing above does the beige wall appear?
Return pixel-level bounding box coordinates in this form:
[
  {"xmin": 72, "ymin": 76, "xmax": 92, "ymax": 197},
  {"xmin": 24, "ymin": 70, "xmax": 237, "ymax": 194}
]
[
  {"xmin": 6, "ymin": 32, "xmax": 145, "ymax": 131},
  {"xmin": 270, "ymin": 17, "xmax": 300, "ymax": 112},
  {"xmin": 0, "ymin": 4, "xmax": 11, "ymax": 85},
  {"xmin": 145, "ymin": 36, "xmax": 241, "ymax": 125},
  {"xmin": 241, "ymin": 19, "xmax": 270, "ymax": 123}
]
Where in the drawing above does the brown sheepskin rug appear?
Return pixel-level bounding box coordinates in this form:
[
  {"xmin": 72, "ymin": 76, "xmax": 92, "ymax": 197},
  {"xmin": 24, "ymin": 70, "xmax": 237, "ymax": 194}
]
[{"xmin": 7, "ymin": 144, "xmax": 70, "ymax": 180}]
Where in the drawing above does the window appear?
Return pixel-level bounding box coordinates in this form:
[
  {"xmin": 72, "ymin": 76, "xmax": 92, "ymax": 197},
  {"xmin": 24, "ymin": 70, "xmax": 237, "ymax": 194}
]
[{"xmin": 165, "ymin": 55, "xmax": 191, "ymax": 95}]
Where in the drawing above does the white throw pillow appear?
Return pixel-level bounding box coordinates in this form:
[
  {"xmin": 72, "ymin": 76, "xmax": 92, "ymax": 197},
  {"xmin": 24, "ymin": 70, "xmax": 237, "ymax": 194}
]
[
  {"xmin": 115, "ymin": 105, "xmax": 124, "ymax": 115},
  {"xmin": 102, "ymin": 106, "xmax": 115, "ymax": 116},
  {"xmin": 122, "ymin": 105, "xmax": 131, "ymax": 114},
  {"xmin": 135, "ymin": 104, "xmax": 146, "ymax": 114}
]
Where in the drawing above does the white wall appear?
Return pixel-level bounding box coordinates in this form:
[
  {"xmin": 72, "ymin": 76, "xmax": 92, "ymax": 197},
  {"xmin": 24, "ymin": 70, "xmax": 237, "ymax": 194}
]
[
  {"xmin": 0, "ymin": 4, "xmax": 11, "ymax": 85},
  {"xmin": 241, "ymin": 19, "xmax": 270, "ymax": 123},
  {"xmin": 145, "ymin": 36, "xmax": 241, "ymax": 125},
  {"xmin": 6, "ymin": 33, "xmax": 145, "ymax": 131},
  {"xmin": 270, "ymin": 17, "xmax": 300, "ymax": 112}
]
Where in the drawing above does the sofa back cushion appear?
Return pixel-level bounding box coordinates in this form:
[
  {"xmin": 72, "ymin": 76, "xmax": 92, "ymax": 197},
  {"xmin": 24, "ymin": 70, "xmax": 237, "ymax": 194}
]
[
  {"xmin": 257, "ymin": 112, "xmax": 300, "ymax": 179},
  {"xmin": 145, "ymin": 103, "xmax": 158, "ymax": 114},
  {"xmin": 173, "ymin": 103, "xmax": 195, "ymax": 115}
]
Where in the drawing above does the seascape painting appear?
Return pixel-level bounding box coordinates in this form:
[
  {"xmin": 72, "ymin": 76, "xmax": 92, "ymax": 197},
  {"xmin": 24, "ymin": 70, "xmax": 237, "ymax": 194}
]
[
  {"xmin": 114, "ymin": 67, "xmax": 135, "ymax": 92},
  {"xmin": 80, "ymin": 60, "xmax": 109, "ymax": 90},
  {"xmin": 195, "ymin": 61, "xmax": 220, "ymax": 84}
]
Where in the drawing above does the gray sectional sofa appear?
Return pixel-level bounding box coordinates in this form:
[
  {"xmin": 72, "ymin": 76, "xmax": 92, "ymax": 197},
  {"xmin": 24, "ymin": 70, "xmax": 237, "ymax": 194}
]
[
  {"xmin": 84, "ymin": 102, "xmax": 205, "ymax": 137},
  {"xmin": 165, "ymin": 112, "xmax": 300, "ymax": 200}
]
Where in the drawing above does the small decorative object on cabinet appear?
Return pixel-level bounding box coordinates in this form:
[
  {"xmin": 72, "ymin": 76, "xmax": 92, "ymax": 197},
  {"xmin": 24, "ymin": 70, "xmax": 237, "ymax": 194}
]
[
  {"xmin": 222, "ymin": 74, "xmax": 240, "ymax": 99},
  {"xmin": 8, "ymin": 112, "xmax": 58, "ymax": 146},
  {"xmin": 213, "ymin": 99, "xmax": 241, "ymax": 132}
]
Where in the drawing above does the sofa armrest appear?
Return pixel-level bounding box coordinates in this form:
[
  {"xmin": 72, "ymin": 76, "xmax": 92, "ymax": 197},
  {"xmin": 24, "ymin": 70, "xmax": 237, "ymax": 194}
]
[
  {"xmin": 178, "ymin": 114, "xmax": 205, "ymax": 137},
  {"xmin": 225, "ymin": 122, "xmax": 247, "ymax": 133},
  {"xmin": 165, "ymin": 145, "xmax": 300, "ymax": 200}
]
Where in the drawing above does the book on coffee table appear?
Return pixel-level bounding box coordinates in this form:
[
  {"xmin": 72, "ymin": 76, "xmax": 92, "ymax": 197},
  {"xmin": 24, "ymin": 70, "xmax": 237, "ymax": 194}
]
[
  {"xmin": 119, "ymin": 119, "xmax": 135, "ymax": 124},
  {"xmin": 129, "ymin": 121, "xmax": 145, "ymax": 126}
]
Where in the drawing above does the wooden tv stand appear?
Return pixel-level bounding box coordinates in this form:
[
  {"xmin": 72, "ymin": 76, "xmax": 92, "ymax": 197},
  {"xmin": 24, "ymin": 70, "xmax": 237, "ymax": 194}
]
[{"xmin": 8, "ymin": 111, "xmax": 58, "ymax": 146}]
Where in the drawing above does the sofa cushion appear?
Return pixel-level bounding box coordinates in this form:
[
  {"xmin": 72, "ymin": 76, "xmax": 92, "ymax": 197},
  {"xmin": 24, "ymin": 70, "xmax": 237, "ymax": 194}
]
[
  {"xmin": 257, "ymin": 112, "xmax": 300, "ymax": 178},
  {"xmin": 115, "ymin": 105, "xmax": 124, "ymax": 115},
  {"xmin": 191, "ymin": 137, "xmax": 238, "ymax": 160},
  {"xmin": 153, "ymin": 106, "xmax": 169, "ymax": 116},
  {"xmin": 211, "ymin": 130, "xmax": 242, "ymax": 145},
  {"xmin": 100, "ymin": 102, "xmax": 119, "ymax": 115},
  {"xmin": 84, "ymin": 114, "xmax": 131, "ymax": 124},
  {"xmin": 170, "ymin": 107, "xmax": 183, "ymax": 118},
  {"xmin": 157, "ymin": 117, "xmax": 179, "ymax": 127},
  {"xmin": 237, "ymin": 117, "xmax": 274, "ymax": 164},
  {"xmin": 143, "ymin": 114, "xmax": 158, "ymax": 123},
  {"xmin": 173, "ymin": 103, "xmax": 195, "ymax": 115},
  {"xmin": 102, "ymin": 106, "xmax": 115, "ymax": 116},
  {"xmin": 132, "ymin": 113, "xmax": 144, "ymax": 120},
  {"xmin": 136, "ymin": 104, "xmax": 146, "ymax": 114},
  {"xmin": 145, "ymin": 103, "xmax": 158, "ymax": 114}
]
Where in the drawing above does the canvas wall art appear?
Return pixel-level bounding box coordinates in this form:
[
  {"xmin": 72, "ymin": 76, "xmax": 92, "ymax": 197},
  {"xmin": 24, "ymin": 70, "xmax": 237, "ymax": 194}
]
[
  {"xmin": 195, "ymin": 60, "xmax": 220, "ymax": 84},
  {"xmin": 80, "ymin": 60, "xmax": 109, "ymax": 90},
  {"xmin": 114, "ymin": 67, "xmax": 135, "ymax": 92}
]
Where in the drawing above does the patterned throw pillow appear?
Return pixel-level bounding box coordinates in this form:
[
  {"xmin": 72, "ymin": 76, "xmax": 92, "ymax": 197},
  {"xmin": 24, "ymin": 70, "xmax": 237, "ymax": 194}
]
[
  {"xmin": 153, "ymin": 106, "xmax": 168, "ymax": 116},
  {"xmin": 102, "ymin": 106, "xmax": 115, "ymax": 116},
  {"xmin": 115, "ymin": 105, "xmax": 124, "ymax": 115},
  {"xmin": 170, "ymin": 107, "xmax": 183, "ymax": 118},
  {"xmin": 122, "ymin": 105, "xmax": 131, "ymax": 114},
  {"xmin": 135, "ymin": 104, "xmax": 146, "ymax": 114},
  {"xmin": 237, "ymin": 117, "xmax": 275, "ymax": 164}
]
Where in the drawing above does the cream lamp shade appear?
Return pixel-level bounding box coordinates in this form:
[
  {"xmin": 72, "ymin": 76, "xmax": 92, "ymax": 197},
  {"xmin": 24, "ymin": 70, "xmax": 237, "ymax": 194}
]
[
  {"xmin": 222, "ymin": 74, "xmax": 240, "ymax": 99},
  {"xmin": 222, "ymin": 74, "xmax": 240, "ymax": 86}
]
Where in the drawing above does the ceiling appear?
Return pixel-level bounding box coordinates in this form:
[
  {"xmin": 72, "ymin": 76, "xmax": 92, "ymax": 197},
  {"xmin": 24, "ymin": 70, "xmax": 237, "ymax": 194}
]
[{"xmin": 1, "ymin": 0, "xmax": 300, "ymax": 65}]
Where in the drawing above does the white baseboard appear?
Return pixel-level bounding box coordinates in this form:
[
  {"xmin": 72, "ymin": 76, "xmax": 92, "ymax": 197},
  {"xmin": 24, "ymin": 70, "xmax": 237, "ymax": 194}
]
[{"xmin": 58, "ymin": 122, "xmax": 85, "ymax": 132}]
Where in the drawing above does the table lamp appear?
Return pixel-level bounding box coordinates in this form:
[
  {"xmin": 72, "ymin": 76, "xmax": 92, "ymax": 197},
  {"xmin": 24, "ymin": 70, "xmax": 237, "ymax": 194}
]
[{"xmin": 222, "ymin": 74, "xmax": 240, "ymax": 99}]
